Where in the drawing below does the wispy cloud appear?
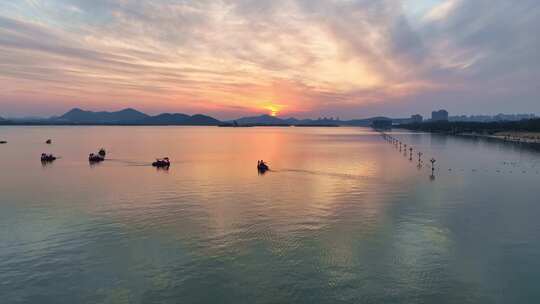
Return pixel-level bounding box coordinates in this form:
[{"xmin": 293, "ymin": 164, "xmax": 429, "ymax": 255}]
[
  {"xmin": 0, "ymin": 0, "xmax": 539, "ymax": 118},
  {"xmin": 423, "ymin": 0, "xmax": 461, "ymax": 22}
]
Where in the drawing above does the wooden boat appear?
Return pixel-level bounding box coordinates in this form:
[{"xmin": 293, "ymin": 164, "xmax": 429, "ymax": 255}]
[
  {"xmin": 0, "ymin": 140, "xmax": 7, "ymax": 144},
  {"xmin": 89, "ymin": 153, "xmax": 104, "ymax": 162},
  {"xmin": 41, "ymin": 153, "xmax": 56, "ymax": 162},
  {"xmin": 152, "ymin": 157, "xmax": 170, "ymax": 168},
  {"xmin": 46, "ymin": 139, "xmax": 52, "ymax": 144},
  {"xmin": 257, "ymin": 161, "xmax": 269, "ymax": 172}
]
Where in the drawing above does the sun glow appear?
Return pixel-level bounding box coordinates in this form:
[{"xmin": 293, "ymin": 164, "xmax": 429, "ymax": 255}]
[{"xmin": 264, "ymin": 104, "xmax": 283, "ymax": 117}]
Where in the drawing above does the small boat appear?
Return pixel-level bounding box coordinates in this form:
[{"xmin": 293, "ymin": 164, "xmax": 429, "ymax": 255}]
[
  {"xmin": 0, "ymin": 140, "xmax": 6, "ymax": 144},
  {"xmin": 46, "ymin": 139, "xmax": 52, "ymax": 144},
  {"xmin": 41, "ymin": 153, "xmax": 56, "ymax": 162},
  {"xmin": 152, "ymin": 157, "xmax": 170, "ymax": 168},
  {"xmin": 257, "ymin": 161, "xmax": 269, "ymax": 172},
  {"xmin": 89, "ymin": 153, "xmax": 104, "ymax": 162},
  {"xmin": 98, "ymin": 148, "xmax": 106, "ymax": 157}
]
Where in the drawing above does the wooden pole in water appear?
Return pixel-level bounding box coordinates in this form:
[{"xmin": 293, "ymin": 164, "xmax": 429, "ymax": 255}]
[{"xmin": 430, "ymin": 158, "xmax": 436, "ymax": 175}]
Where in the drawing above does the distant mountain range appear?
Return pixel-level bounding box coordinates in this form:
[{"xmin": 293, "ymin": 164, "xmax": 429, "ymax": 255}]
[
  {"xmin": 53, "ymin": 108, "xmax": 221, "ymax": 125},
  {"xmin": 0, "ymin": 108, "xmax": 221, "ymax": 125},
  {"xmin": 228, "ymin": 114, "xmax": 291, "ymax": 126},
  {"xmin": 2, "ymin": 108, "xmax": 536, "ymax": 127},
  {"xmin": 56, "ymin": 108, "xmax": 149, "ymax": 124},
  {"xmin": 0, "ymin": 108, "xmax": 407, "ymax": 126},
  {"xmin": 146, "ymin": 113, "xmax": 220, "ymax": 125}
]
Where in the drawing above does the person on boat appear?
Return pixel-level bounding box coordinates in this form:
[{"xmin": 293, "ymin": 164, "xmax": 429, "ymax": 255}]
[
  {"xmin": 257, "ymin": 160, "xmax": 269, "ymax": 171},
  {"xmin": 41, "ymin": 153, "xmax": 56, "ymax": 161},
  {"xmin": 89, "ymin": 153, "xmax": 104, "ymax": 162},
  {"xmin": 152, "ymin": 157, "xmax": 170, "ymax": 167}
]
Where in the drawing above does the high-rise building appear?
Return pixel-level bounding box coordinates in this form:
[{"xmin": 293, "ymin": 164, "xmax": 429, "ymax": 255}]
[{"xmin": 432, "ymin": 110, "xmax": 449, "ymax": 121}]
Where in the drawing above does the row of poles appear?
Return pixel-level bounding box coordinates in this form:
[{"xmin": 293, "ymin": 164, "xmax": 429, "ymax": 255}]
[
  {"xmin": 379, "ymin": 131, "xmax": 540, "ymax": 176},
  {"xmin": 379, "ymin": 132, "xmax": 437, "ymax": 178}
]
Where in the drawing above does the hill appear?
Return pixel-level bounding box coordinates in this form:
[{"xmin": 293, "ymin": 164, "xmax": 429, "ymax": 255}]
[
  {"xmin": 231, "ymin": 114, "xmax": 289, "ymax": 125},
  {"xmin": 52, "ymin": 108, "xmax": 221, "ymax": 125},
  {"xmin": 143, "ymin": 113, "xmax": 221, "ymax": 125},
  {"xmin": 56, "ymin": 108, "xmax": 149, "ymax": 124}
]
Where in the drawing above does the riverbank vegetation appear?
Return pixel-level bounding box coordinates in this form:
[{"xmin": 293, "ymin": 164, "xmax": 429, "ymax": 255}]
[
  {"xmin": 400, "ymin": 119, "xmax": 540, "ymax": 145},
  {"xmin": 400, "ymin": 119, "xmax": 540, "ymax": 134}
]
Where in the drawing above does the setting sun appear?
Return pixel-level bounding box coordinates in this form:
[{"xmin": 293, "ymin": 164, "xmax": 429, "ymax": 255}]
[{"xmin": 264, "ymin": 104, "xmax": 283, "ymax": 117}]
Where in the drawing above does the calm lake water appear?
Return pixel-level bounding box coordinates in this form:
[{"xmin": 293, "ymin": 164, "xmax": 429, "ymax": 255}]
[{"xmin": 1, "ymin": 126, "xmax": 540, "ymax": 303}]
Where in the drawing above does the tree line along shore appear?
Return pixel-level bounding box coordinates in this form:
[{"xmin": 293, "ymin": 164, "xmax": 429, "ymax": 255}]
[{"xmin": 399, "ymin": 119, "xmax": 540, "ymax": 145}]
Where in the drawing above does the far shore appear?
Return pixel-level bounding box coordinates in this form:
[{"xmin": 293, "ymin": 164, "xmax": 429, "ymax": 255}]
[{"xmin": 457, "ymin": 131, "xmax": 540, "ymax": 144}]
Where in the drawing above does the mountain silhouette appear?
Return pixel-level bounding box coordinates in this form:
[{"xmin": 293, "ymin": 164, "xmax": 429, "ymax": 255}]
[
  {"xmin": 143, "ymin": 113, "xmax": 220, "ymax": 125},
  {"xmin": 188, "ymin": 114, "xmax": 221, "ymax": 125},
  {"xmin": 57, "ymin": 108, "xmax": 149, "ymax": 123},
  {"xmin": 231, "ymin": 114, "xmax": 288, "ymax": 125},
  {"xmin": 54, "ymin": 108, "xmax": 221, "ymax": 125},
  {"xmin": 1, "ymin": 108, "xmax": 408, "ymax": 127}
]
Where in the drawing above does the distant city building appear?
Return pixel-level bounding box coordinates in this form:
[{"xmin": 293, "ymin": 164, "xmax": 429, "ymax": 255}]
[
  {"xmin": 410, "ymin": 114, "xmax": 423, "ymax": 123},
  {"xmin": 432, "ymin": 110, "xmax": 449, "ymax": 121}
]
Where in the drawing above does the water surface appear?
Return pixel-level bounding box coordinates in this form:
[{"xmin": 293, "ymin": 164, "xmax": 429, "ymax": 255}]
[{"xmin": 1, "ymin": 126, "xmax": 539, "ymax": 303}]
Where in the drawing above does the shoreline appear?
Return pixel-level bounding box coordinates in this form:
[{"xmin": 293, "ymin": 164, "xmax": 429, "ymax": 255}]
[
  {"xmin": 398, "ymin": 119, "xmax": 540, "ymax": 150},
  {"xmin": 455, "ymin": 132, "xmax": 540, "ymax": 147},
  {"xmin": 425, "ymin": 130, "xmax": 540, "ymax": 150}
]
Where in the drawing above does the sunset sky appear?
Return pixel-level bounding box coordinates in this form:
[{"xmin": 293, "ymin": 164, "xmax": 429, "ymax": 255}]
[{"xmin": 1, "ymin": 0, "xmax": 539, "ymax": 119}]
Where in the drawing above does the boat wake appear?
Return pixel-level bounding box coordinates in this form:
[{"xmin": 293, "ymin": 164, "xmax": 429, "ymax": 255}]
[
  {"xmin": 105, "ymin": 159, "xmax": 152, "ymax": 166},
  {"xmin": 278, "ymin": 168, "xmax": 372, "ymax": 180},
  {"xmin": 106, "ymin": 158, "xmax": 182, "ymax": 167}
]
